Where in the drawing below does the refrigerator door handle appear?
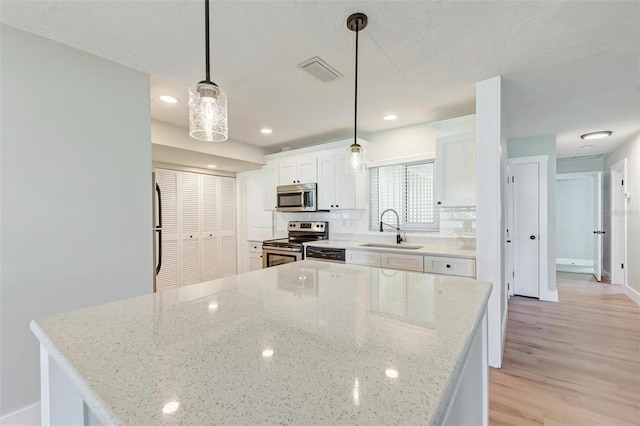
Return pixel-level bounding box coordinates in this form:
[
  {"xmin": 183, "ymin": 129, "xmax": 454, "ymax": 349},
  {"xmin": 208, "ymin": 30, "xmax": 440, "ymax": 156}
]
[{"xmin": 155, "ymin": 182, "xmax": 162, "ymax": 275}]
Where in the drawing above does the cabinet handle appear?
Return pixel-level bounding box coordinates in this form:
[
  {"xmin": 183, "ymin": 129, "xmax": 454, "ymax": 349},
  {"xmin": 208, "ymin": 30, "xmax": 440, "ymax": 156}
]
[
  {"xmin": 336, "ymin": 204, "xmax": 339, "ymax": 208},
  {"xmin": 190, "ymin": 235, "xmax": 193, "ymax": 238},
  {"xmin": 210, "ymin": 234, "xmax": 213, "ymax": 237},
  {"xmin": 437, "ymin": 201, "xmax": 442, "ymax": 205},
  {"xmin": 446, "ymin": 264, "xmax": 451, "ymax": 268},
  {"xmin": 331, "ymin": 205, "xmax": 334, "ymax": 208}
]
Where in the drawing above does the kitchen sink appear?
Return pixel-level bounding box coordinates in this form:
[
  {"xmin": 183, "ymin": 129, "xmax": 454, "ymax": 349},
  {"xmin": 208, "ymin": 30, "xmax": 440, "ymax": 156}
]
[{"xmin": 360, "ymin": 243, "xmax": 423, "ymax": 250}]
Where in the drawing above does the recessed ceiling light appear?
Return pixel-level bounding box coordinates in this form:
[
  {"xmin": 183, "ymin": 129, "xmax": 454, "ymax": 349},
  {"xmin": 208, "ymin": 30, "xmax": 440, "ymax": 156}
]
[
  {"xmin": 383, "ymin": 114, "xmax": 397, "ymax": 121},
  {"xmin": 207, "ymin": 164, "xmax": 217, "ymax": 169},
  {"xmin": 580, "ymin": 145, "xmax": 594, "ymax": 149},
  {"xmin": 262, "ymin": 348, "xmax": 274, "ymax": 358},
  {"xmin": 159, "ymin": 95, "xmax": 179, "ymax": 104},
  {"xmin": 260, "ymin": 128, "xmax": 273, "ymax": 135},
  {"xmin": 208, "ymin": 302, "xmax": 218, "ymax": 310},
  {"xmin": 580, "ymin": 131, "xmax": 612, "ymax": 140}
]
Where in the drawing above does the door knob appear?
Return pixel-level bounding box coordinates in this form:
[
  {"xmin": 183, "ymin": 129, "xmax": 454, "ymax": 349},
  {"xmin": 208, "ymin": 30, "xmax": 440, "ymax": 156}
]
[{"xmin": 530, "ymin": 235, "xmax": 536, "ymax": 240}]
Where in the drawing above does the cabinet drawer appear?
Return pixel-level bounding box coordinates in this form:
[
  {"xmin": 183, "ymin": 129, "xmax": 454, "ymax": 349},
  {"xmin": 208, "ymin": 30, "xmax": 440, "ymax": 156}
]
[
  {"xmin": 423, "ymin": 256, "xmax": 475, "ymax": 278},
  {"xmin": 380, "ymin": 253, "xmax": 424, "ymax": 272},
  {"xmin": 247, "ymin": 241, "xmax": 262, "ymax": 253},
  {"xmin": 346, "ymin": 250, "xmax": 381, "ymax": 267}
]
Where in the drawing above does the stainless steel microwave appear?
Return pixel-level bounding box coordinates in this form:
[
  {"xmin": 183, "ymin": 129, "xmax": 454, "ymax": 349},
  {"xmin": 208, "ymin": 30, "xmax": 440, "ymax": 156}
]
[{"xmin": 276, "ymin": 183, "xmax": 317, "ymax": 212}]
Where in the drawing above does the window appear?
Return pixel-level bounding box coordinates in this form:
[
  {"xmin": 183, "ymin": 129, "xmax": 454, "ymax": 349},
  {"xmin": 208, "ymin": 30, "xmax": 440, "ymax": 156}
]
[{"xmin": 369, "ymin": 161, "xmax": 438, "ymax": 231}]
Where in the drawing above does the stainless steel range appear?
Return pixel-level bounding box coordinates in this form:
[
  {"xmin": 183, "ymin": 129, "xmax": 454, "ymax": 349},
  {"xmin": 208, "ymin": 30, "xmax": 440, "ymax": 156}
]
[{"xmin": 262, "ymin": 221, "xmax": 329, "ymax": 268}]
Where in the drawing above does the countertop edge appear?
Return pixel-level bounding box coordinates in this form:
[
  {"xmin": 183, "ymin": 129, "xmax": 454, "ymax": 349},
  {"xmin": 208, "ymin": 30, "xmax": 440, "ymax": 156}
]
[
  {"xmin": 303, "ymin": 241, "xmax": 476, "ymax": 259},
  {"xmin": 430, "ymin": 281, "xmax": 493, "ymax": 425},
  {"xmin": 30, "ymin": 320, "xmax": 121, "ymax": 426}
]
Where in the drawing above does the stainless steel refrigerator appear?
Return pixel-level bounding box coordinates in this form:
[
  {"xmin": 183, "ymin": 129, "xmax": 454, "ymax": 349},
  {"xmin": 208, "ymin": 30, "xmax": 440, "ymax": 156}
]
[{"xmin": 152, "ymin": 173, "xmax": 162, "ymax": 292}]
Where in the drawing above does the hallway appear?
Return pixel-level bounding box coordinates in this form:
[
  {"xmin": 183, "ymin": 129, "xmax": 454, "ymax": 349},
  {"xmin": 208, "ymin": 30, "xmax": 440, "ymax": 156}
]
[{"xmin": 489, "ymin": 272, "xmax": 640, "ymax": 425}]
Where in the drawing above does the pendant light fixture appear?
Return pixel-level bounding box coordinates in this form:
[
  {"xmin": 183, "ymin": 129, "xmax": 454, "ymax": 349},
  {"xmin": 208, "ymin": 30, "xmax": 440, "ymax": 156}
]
[
  {"xmin": 189, "ymin": 0, "xmax": 228, "ymax": 141},
  {"xmin": 345, "ymin": 13, "xmax": 368, "ymax": 173}
]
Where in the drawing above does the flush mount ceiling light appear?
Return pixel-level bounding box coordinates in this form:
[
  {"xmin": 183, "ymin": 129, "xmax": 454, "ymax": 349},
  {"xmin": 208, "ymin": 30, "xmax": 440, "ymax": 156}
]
[
  {"xmin": 345, "ymin": 13, "xmax": 368, "ymax": 174},
  {"xmin": 159, "ymin": 95, "xmax": 179, "ymax": 104},
  {"xmin": 260, "ymin": 128, "xmax": 273, "ymax": 135},
  {"xmin": 383, "ymin": 114, "xmax": 397, "ymax": 121},
  {"xmin": 580, "ymin": 131, "xmax": 612, "ymax": 140},
  {"xmin": 189, "ymin": 0, "xmax": 228, "ymax": 142}
]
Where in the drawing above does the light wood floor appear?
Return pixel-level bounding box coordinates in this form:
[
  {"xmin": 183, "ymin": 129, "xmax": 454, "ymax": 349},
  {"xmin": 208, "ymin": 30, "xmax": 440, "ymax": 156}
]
[{"xmin": 489, "ymin": 272, "xmax": 640, "ymax": 425}]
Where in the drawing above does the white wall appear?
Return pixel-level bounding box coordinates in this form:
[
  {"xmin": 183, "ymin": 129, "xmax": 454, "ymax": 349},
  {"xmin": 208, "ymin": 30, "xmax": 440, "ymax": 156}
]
[
  {"xmin": 475, "ymin": 76, "xmax": 507, "ymax": 368},
  {"xmin": 1, "ymin": 25, "xmax": 152, "ymax": 417},
  {"xmin": 557, "ymin": 156, "xmax": 603, "ymax": 174},
  {"xmin": 508, "ymin": 136, "xmax": 557, "ymax": 296},
  {"xmin": 603, "ymin": 132, "xmax": 640, "ymax": 296},
  {"xmin": 556, "ymin": 178, "xmax": 594, "ymax": 262}
]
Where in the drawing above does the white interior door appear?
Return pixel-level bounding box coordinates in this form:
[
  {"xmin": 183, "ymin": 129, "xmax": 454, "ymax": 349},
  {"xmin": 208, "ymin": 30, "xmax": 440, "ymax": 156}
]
[
  {"xmin": 513, "ymin": 162, "xmax": 540, "ymax": 298},
  {"xmin": 593, "ymin": 172, "xmax": 603, "ymax": 281}
]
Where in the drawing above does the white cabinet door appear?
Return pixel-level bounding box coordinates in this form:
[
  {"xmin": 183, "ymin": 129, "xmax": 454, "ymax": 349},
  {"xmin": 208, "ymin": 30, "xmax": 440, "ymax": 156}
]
[
  {"xmin": 317, "ymin": 154, "xmax": 336, "ymax": 210},
  {"xmin": 380, "ymin": 252, "xmax": 424, "ymax": 272},
  {"xmin": 249, "ymin": 253, "xmax": 263, "ymax": 271},
  {"xmin": 278, "ymin": 157, "xmax": 317, "ymax": 185},
  {"xmin": 317, "ymin": 154, "xmax": 358, "ymax": 210},
  {"xmin": 180, "ymin": 172, "xmax": 201, "ymax": 286},
  {"xmin": 424, "ymin": 255, "xmax": 476, "ymax": 278},
  {"xmin": 435, "ymin": 132, "xmax": 476, "ymax": 207},
  {"xmin": 263, "ymin": 165, "xmax": 279, "ymax": 210},
  {"xmin": 297, "ymin": 157, "xmax": 317, "ymax": 183},
  {"xmin": 278, "ymin": 161, "xmax": 297, "ymax": 185},
  {"xmin": 346, "ymin": 250, "xmax": 381, "ymax": 267}
]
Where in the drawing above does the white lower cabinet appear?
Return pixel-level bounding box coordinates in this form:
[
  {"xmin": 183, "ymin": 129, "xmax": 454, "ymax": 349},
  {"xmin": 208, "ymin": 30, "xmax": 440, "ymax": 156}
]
[
  {"xmin": 346, "ymin": 250, "xmax": 381, "ymax": 267},
  {"xmin": 345, "ymin": 247, "xmax": 476, "ymax": 277},
  {"xmin": 380, "ymin": 252, "xmax": 424, "ymax": 272},
  {"xmin": 424, "ymin": 255, "xmax": 476, "ymax": 278},
  {"xmin": 247, "ymin": 241, "xmax": 263, "ymax": 271}
]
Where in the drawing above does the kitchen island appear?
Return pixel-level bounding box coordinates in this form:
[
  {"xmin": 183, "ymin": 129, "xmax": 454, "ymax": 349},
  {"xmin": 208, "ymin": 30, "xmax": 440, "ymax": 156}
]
[{"xmin": 31, "ymin": 261, "xmax": 491, "ymax": 425}]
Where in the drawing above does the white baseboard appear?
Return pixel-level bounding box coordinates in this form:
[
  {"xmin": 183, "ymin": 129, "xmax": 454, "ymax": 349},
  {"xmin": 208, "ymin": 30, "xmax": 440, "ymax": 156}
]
[
  {"xmin": 501, "ymin": 306, "xmax": 508, "ymax": 358},
  {"xmin": 556, "ymin": 258, "xmax": 593, "ymax": 267},
  {"xmin": 624, "ymin": 285, "xmax": 640, "ymax": 306},
  {"xmin": 0, "ymin": 402, "xmax": 40, "ymax": 426},
  {"xmin": 540, "ymin": 288, "xmax": 559, "ymax": 303},
  {"xmin": 602, "ymin": 270, "xmax": 611, "ymax": 281}
]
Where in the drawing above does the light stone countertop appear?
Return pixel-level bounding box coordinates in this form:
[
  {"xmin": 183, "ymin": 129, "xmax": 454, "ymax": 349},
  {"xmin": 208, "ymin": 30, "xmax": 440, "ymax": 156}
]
[
  {"xmin": 31, "ymin": 261, "xmax": 491, "ymax": 425},
  {"xmin": 304, "ymin": 239, "xmax": 477, "ymax": 259}
]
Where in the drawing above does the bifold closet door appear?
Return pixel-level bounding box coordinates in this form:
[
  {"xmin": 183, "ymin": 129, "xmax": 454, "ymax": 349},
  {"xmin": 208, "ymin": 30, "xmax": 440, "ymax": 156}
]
[
  {"xmin": 180, "ymin": 172, "xmax": 201, "ymax": 286},
  {"xmin": 201, "ymin": 175, "xmax": 220, "ymax": 281},
  {"xmin": 155, "ymin": 169, "xmax": 179, "ymax": 291}
]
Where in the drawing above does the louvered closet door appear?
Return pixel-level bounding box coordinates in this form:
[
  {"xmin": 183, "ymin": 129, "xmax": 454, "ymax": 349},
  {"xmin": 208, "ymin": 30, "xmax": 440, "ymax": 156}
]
[
  {"xmin": 201, "ymin": 175, "xmax": 220, "ymax": 281},
  {"xmin": 220, "ymin": 177, "xmax": 237, "ymax": 276},
  {"xmin": 155, "ymin": 169, "xmax": 179, "ymax": 291},
  {"xmin": 180, "ymin": 172, "xmax": 201, "ymax": 285}
]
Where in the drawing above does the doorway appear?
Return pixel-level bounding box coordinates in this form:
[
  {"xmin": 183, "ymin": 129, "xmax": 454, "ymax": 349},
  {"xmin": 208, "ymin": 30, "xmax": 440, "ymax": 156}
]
[
  {"xmin": 507, "ymin": 156, "xmax": 551, "ymax": 300},
  {"xmin": 610, "ymin": 159, "xmax": 627, "ymax": 285},
  {"xmin": 555, "ymin": 172, "xmax": 603, "ymax": 281}
]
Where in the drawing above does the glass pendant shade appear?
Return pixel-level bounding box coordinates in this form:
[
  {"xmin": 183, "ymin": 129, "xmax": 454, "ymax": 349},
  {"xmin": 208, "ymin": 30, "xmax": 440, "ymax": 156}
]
[
  {"xmin": 189, "ymin": 81, "xmax": 228, "ymax": 142},
  {"xmin": 346, "ymin": 143, "xmax": 366, "ymax": 173}
]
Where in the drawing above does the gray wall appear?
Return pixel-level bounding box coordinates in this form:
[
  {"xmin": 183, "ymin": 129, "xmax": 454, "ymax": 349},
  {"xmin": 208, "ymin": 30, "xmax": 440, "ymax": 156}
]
[
  {"xmin": 1, "ymin": 25, "xmax": 152, "ymax": 416},
  {"xmin": 603, "ymin": 133, "xmax": 640, "ymax": 292},
  {"xmin": 508, "ymin": 136, "xmax": 557, "ymax": 294},
  {"xmin": 557, "ymin": 156, "xmax": 604, "ymax": 174}
]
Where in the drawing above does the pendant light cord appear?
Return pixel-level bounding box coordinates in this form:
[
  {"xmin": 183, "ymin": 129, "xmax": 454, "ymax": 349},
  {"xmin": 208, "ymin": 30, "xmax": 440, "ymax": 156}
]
[
  {"xmin": 204, "ymin": 0, "xmax": 211, "ymax": 83},
  {"xmin": 353, "ymin": 24, "xmax": 359, "ymax": 146}
]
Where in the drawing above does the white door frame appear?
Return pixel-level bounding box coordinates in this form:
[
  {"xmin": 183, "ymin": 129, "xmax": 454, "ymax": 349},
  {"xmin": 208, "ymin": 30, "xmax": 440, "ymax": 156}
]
[
  {"xmin": 556, "ymin": 171, "xmax": 603, "ymax": 280},
  {"xmin": 610, "ymin": 159, "xmax": 627, "ymax": 285},
  {"xmin": 507, "ymin": 155, "xmax": 556, "ymax": 301}
]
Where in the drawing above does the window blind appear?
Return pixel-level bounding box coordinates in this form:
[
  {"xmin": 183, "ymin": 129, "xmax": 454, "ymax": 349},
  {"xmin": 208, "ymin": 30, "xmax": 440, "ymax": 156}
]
[{"xmin": 369, "ymin": 161, "xmax": 437, "ymax": 231}]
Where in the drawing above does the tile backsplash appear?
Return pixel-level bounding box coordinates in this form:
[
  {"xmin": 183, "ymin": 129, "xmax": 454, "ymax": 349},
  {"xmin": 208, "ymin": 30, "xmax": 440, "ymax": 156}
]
[{"xmin": 275, "ymin": 206, "xmax": 476, "ymax": 249}]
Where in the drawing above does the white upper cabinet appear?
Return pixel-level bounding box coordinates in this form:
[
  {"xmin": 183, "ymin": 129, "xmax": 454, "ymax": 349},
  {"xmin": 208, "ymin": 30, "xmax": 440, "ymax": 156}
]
[
  {"xmin": 317, "ymin": 153, "xmax": 365, "ymax": 210},
  {"xmin": 278, "ymin": 157, "xmax": 317, "ymax": 185},
  {"xmin": 432, "ymin": 115, "xmax": 476, "ymax": 207}
]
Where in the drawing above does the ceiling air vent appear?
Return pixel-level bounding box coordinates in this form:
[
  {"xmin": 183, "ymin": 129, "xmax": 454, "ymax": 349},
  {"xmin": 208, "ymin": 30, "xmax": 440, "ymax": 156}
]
[{"xmin": 297, "ymin": 57, "xmax": 342, "ymax": 82}]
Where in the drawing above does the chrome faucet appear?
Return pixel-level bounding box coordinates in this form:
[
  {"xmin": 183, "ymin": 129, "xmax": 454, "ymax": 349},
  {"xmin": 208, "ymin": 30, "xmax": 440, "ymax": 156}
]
[{"xmin": 379, "ymin": 209, "xmax": 404, "ymax": 244}]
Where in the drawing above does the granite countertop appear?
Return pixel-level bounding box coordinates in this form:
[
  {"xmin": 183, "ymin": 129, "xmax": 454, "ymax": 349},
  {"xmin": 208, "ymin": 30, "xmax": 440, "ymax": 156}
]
[
  {"xmin": 304, "ymin": 239, "xmax": 477, "ymax": 259},
  {"xmin": 31, "ymin": 261, "xmax": 491, "ymax": 425}
]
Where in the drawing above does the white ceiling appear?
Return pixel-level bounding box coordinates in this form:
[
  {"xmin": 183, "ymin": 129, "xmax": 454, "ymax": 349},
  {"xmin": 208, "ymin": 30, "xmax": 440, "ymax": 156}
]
[{"xmin": 2, "ymin": 1, "xmax": 639, "ymax": 158}]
